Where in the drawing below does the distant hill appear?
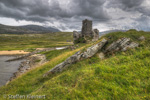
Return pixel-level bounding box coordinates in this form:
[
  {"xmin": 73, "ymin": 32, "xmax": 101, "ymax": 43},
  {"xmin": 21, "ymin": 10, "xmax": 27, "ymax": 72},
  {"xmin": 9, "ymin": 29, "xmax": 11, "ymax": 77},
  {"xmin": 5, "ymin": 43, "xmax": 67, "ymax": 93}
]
[
  {"xmin": 0, "ymin": 24, "xmax": 60, "ymax": 34},
  {"xmin": 19, "ymin": 25, "xmax": 60, "ymax": 33}
]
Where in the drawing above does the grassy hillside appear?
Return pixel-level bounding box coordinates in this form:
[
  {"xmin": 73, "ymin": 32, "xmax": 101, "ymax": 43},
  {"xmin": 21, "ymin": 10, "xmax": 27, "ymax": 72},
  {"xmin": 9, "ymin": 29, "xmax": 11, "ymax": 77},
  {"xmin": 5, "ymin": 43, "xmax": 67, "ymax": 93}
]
[
  {"xmin": 0, "ymin": 32, "xmax": 73, "ymax": 51},
  {"xmin": 0, "ymin": 30, "xmax": 150, "ymax": 100}
]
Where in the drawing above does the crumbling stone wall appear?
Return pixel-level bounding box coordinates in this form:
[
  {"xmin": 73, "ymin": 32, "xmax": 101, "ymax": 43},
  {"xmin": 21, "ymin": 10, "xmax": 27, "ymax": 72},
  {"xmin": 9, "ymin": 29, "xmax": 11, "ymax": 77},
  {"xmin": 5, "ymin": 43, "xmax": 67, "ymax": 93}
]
[
  {"xmin": 92, "ymin": 29, "xmax": 99, "ymax": 41},
  {"xmin": 73, "ymin": 31, "xmax": 86, "ymax": 44}
]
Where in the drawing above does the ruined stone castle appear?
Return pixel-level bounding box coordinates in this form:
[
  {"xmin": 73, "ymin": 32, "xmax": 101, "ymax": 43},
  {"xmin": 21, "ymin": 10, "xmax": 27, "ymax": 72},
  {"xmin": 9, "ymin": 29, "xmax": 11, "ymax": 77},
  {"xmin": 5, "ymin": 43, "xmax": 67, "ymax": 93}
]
[
  {"xmin": 82, "ymin": 19, "xmax": 92, "ymax": 37},
  {"xmin": 73, "ymin": 19, "xmax": 99, "ymax": 43}
]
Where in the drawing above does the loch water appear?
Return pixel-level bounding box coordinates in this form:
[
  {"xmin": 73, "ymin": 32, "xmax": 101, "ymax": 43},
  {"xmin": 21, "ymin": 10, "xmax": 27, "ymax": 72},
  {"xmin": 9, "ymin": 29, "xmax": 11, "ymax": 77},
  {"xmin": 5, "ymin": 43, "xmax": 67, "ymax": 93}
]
[{"xmin": 0, "ymin": 56, "xmax": 24, "ymax": 87}]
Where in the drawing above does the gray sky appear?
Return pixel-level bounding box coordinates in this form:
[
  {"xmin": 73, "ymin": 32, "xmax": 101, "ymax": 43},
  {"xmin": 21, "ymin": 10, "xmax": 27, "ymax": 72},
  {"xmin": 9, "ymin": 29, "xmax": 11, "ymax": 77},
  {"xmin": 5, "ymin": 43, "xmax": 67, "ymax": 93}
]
[{"xmin": 0, "ymin": 0, "xmax": 150, "ymax": 32}]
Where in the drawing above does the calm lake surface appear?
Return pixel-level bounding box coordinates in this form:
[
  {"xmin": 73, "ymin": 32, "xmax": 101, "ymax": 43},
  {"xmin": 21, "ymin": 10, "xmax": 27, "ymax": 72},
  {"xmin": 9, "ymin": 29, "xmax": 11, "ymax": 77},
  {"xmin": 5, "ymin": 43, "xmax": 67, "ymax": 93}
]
[{"xmin": 0, "ymin": 56, "xmax": 24, "ymax": 87}]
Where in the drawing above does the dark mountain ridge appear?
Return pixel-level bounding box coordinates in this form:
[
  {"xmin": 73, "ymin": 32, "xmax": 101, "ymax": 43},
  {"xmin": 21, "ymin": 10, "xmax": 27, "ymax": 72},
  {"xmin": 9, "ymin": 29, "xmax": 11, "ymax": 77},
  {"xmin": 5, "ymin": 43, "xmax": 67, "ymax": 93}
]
[{"xmin": 0, "ymin": 24, "xmax": 60, "ymax": 34}]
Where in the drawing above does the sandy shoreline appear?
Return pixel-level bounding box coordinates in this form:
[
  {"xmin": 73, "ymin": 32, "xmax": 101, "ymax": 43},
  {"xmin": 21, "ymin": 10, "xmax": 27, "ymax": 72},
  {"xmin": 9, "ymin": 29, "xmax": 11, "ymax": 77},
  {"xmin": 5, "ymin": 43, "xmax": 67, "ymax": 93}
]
[
  {"xmin": 0, "ymin": 47, "xmax": 68, "ymax": 56},
  {"xmin": 0, "ymin": 50, "xmax": 30, "ymax": 55}
]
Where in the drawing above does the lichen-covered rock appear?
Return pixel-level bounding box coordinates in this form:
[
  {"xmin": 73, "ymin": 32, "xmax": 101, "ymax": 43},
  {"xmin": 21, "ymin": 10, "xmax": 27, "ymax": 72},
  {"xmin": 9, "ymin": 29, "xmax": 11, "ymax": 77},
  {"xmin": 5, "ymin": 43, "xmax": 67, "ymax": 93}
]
[
  {"xmin": 122, "ymin": 42, "xmax": 139, "ymax": 51},
  {"xmin": 43, "ymin": 51, "xmax": 81, "ymax": 76},
  {"xmin": 65, "ymin": 51, "xmax": 81, "ymax": 64},
  {"xmin": 105, "ymin": 38, "xmax": 130, "ymax": 53},
  {"xmin": 105, "ymin": 38, "xmax": 139, "ymax": 54},
  {"xmin": 81, "ymin": 39, "xmax": 107, "ymax": 58}
]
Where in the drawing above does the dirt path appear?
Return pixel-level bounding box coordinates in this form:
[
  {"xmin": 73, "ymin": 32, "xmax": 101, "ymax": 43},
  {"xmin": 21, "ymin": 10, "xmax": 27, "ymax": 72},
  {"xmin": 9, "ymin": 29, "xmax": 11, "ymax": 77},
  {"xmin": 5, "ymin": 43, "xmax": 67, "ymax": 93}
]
[{"xmin": 0, "ymin": 50, "xmax": 30, "ymax": 55}]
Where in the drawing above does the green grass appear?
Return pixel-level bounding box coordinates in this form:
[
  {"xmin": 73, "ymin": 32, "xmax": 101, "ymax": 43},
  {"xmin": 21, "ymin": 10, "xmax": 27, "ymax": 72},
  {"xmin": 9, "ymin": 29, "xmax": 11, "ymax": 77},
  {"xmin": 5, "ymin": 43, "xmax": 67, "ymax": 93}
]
[
  {"xmin": 40, "ymin": 49, "xmax": 71, "ymax": 60},
  {"xmin": 0, "ymin": 32, "xmax": 73, "ymax": 51},
  {"xmin": 0, "ymin": 30, "xmax": 150, "ymax": 100}
]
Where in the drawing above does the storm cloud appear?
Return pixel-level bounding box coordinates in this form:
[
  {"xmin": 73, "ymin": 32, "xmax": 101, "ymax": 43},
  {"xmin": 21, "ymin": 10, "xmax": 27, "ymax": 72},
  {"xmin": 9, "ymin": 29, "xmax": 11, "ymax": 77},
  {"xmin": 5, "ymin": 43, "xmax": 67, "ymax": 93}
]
[{"xmin": 0, "ymin": 0, "xmax": 150, "ymax": 31}]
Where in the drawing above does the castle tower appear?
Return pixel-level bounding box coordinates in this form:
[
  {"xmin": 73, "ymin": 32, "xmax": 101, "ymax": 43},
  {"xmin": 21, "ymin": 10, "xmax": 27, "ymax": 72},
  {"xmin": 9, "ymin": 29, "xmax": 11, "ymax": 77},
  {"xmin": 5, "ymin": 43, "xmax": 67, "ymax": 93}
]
[{"xmin": 81, "ymin": 19, "xmax": 92, "ymax": 37}]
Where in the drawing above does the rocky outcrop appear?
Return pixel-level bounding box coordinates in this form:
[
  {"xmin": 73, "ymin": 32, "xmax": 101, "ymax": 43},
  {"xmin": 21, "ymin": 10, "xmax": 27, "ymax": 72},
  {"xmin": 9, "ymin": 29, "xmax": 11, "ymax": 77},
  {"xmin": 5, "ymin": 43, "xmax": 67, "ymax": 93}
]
[
  {"xmin": 44, "ymin": 37, "xmax": 140, "ymax": 77},
  {"xmin": 139, "ymin": 36, "xmax": 145, "ymax": 41},
  {"xmin": 44, "ymin": 51, "xmax": 81, "ymax": 75},
  {"xmin": 104, "ymin": 38, "xmax": 139, "ymax": 54},
  {"xmin": 43, "ymin": 39, "xmax": 108, "ymax": 76},
  {"xmin": 81, "ymin": 39, "xmax": 107, "ymax": 58},
  {"xmin": 122, "ymin": 42, "xmax": 139, "ymax": 52}
]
